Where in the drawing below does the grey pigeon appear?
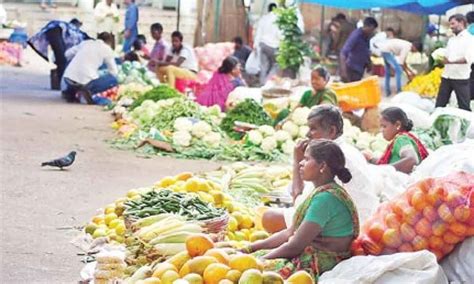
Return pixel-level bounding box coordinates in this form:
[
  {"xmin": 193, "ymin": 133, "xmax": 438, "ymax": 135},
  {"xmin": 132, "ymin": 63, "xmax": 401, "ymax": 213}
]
[{"xmin": 41, "ymin": 151, "xmax": 77, "ymax": 170}]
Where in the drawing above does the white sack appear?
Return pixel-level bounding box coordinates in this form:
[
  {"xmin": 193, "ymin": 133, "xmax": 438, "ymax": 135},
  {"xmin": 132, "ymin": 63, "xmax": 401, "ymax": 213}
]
[{"xmin": 441, "ymin": 237, "xmax": 474, "ymax": 284}]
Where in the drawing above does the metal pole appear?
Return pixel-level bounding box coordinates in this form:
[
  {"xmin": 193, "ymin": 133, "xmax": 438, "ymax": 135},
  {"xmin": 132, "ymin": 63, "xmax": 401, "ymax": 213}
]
[{"xmin": 177, "ymin": 0, "xmax": 181, "ymax": 31}]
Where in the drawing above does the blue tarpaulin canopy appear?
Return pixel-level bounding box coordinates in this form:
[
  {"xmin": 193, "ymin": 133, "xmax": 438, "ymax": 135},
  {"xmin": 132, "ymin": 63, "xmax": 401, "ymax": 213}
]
[{"xmin": 300, "ymin": 0, "xmax": 467, "ymax": 15}]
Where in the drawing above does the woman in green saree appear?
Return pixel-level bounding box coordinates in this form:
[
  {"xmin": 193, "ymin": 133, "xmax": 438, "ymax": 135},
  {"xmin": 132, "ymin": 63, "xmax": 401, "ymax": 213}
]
[
  {"xmin": 274, "ymin": 66, "xmax": 338, "ymax": 126},
  {"xmin": 243, "ymin": 140, "xmax": 359, "ymax": 281}
]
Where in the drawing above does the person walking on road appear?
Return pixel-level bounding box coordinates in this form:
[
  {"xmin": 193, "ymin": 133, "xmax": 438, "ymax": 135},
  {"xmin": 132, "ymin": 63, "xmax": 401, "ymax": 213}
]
[
  {"xmin": 254, "ymin": 3, "xmax": 282, "ymax": 85},
  {"xmin": 340, "ymin": 17, "xmax": 378, "ymax": 83},
  {"xmin": 123, "ymin": 0, "xmax": 139, "ymax": 53},
  {"xmin": 28, "ymin": 18, "xmax": 89, "ymax": 85},
  {"xmin": 94, "ymin": 0, "xmax": 119, "ymax": 50},
  {"xmin": 377, "ymin": 28, "xmax": 418, "ymax": 96},
  {"xmin": 435, "ymin": 14, "xmax": 474, "ymax": 111}
]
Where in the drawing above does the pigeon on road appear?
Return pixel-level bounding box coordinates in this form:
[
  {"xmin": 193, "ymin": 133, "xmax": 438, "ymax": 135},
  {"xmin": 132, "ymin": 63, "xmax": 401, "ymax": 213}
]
[{"xmin": 41, "ymin": 151, "xmax": 77, "ymax": 170}]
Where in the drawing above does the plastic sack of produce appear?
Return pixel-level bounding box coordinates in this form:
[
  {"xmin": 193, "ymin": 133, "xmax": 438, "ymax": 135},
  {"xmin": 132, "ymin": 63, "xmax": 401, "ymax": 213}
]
[
  {"xmin": 352, "ymin": 172, "xmax": 474, "ymax": 261},
  {"xmin": 441, "ymin": 237, "xmax": 474, "ymax": 283},
  {"xmin": 319, "ymin": 250, "xmax": 447, "ymax": 284},
  {"xmin": 411, "ymin": 140, "xmax": 474, "ymax": 180},
  {"xmin": 391, "ymin": 91, "xmax": 435, "ymax": 114},
  {"xmin": 430, "ymin": 107, "xmax": 474, "ymax": 139}
]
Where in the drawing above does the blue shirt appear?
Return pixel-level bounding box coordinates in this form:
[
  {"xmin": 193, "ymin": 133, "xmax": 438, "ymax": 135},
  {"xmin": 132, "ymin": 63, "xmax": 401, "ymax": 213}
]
[
  {"xmin": 468, "ymin": 24, "xmax": 474, "ymax": 36},
  {"xmin": 341, "ymin": 28, "xmax": 371, "ymax": 74}
]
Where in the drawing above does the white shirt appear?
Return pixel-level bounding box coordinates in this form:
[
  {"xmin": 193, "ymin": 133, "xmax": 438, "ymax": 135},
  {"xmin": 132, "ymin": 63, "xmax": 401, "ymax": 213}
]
[
  {"xmin": 443, "ymin": 30, "xmax": 474, "ymax": 80},
  {"xmin": 166, "ymin": 45, "xmax": 198, "ymax": 72},
  {"xmin": 254, "ymin": 12, "xmax": 282, "ymax": 49},
  {"xmin": 284, "ymin": 137, "xmax": 379, "ymax": 226},
  {"xmin": 64, "ymin": 40, "xmax": 118, "ymax": 85},
  {"xmin": 379, "ymin": 38, "xmax": 413, "ymax": 64},
  {"xmin": 94, "ymin": 1, "xmax": 120, "ymax": 34}
]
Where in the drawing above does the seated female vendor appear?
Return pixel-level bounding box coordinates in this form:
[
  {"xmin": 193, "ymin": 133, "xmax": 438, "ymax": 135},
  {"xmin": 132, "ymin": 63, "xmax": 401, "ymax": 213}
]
[
  {"xmin": 364, "ymin": 107, "xmax": 429, "ymax": 174},
  {"xmin": 275, "ymin": 66, "xmax": 338, "ymax": 125},
  {"xmin": 243, "ymin": 140, "xmax": 359, "ymax": 280}
]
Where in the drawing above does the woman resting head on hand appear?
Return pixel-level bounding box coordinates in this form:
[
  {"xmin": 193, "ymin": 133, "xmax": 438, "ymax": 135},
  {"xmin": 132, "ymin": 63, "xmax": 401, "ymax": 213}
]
[
  {"xmin": 245, "ymin": 139, "xmax": 359, "ymax": 280},
  {"xmin": 365, "ymin": 107, "xmax": 429, "ymax": 174}
]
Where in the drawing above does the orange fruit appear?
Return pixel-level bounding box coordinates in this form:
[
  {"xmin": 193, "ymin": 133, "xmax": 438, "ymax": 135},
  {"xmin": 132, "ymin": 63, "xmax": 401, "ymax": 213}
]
[
  {"xmin": 400, "ymin": 223, "xmax": 416, "ymax": 242},
  {"xmin": 367, "ymin": 222, "xmax": 385, "ymax": 242},
  {"xmin": 467, "ymin": 226, "xmax": 474, "ymax": 237},
  {"xmin": 398, "ymin": 242, "xmax": 414, "ymax": 252},
  {"xmin": 441, "ymin": 243, "xmax": 455, "ymax": 255},
  {"xmin": 391, "ymin": 200, "xmax": 409, "ymax": 218},
  {"xmin": 448, "ymin": 222, "xmax": 467, "ymax": 237},
  {"xmin": 228, "ymin": 254, "xmax": 258, "ymax": 272},
  {"xmin": 403, "ymin": 207, "xmax": 421, "ymax": 225},
  {"xmin": 415, "ymin": 218, "xmax": 432, "ymax": 238},
  {"xmin": 411, "ymin": 191, "xmax": 428, "ymax": 212},
  {"xmin": 438, "ymin": 203, "xmax": 455, "ymax": 223},
  {"xmin": 422, "ymin": 206, "xmax": 438, "ymax": 222},
  {"xmin": 454, "ymin": 206, "xmax": 471, "ymax": 222},
  {"xmin": 411, "ymin": 236, "xmax": 428, "ymax": 251},
  {"xmin": 446, "ymin": 191, "xmax": 465, "ymax": 208},
  {"xmin": 417, "ymin": 178, "xmax": 434, "ymax": 193},
  {"xmin": 286, "ymin": 270, "xmax": 314, "ymax": 284},
  {"xmin": 428, "ymin": 236, "xmax": 444, "ymax": 250},
  {"xmin": 382, "ymin": 228, "xmax": 402, "ymax": 248},
  {"xmin": 426, "ymin": 187, "xmax": 445, "ymax": 206},
  {"xmin": 186, "ymin": 234, "xmax": 215, "ymax": 257},
  {"xmin": 432, "ymin": 221, "xmax": 447, "ymax": 237},
  {"xmin": 361, "ymin": 236, "xmax": 383, "ymax": 255},
  {"xmin": 443, "ymin": 231, "xmax": 462, "ymax": 244},
  {"xmin": 385, "ymin": 213, "xmax": 401, "ymax": 230}
]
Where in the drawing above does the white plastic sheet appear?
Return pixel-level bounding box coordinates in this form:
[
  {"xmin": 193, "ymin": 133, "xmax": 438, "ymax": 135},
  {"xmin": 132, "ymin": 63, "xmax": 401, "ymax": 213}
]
[
  {"xmin": 391, "ymin": 92, "xmax": 436, "ymax": 114},
  {"xmin": 245, "ymin": 50, "xmax": 260, "ymax": 75},
  {"xmin": 319, "ymin": 251, "xmax": 448, "ymax": 284},
  {"xmin": 441, "ymin": 237, "xmax": 474, "ymax": 284}
]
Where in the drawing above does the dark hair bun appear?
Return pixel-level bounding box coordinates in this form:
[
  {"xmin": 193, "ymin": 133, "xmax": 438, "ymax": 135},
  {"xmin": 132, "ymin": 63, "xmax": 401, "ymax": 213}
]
[
  {"xmin": 336, "ymin": 167, "xmax": 352, "ymax": 184},
  {"xmin": 405, "ymin": 119, "xmax": 414, "ymax": 131}
]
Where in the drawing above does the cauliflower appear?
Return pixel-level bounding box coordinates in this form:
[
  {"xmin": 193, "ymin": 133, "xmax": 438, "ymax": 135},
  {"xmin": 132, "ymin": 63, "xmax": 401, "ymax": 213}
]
[
  {"xmin": 282, "ymin": 140, "xmax": 296, "ymax": 155},
  {"xmin": 370, "ymin": 135, "xmax": 389, "ymax": 153},
  {"xmin": 258, "ymin": 125, "xmax": 276, "ymax": 137},
  {"xmin": 274, "ymin": 130, "xmax": 292, "ymax": 142},
  {"xmin": 261, "ymin": 136, "xmax": 277, "ymax": 152},
  {"xmin": 355, "ymin": 132, "xmax": 373, "ymax": 150},
  {"xmin": 191, "ymin": 121, "xmax": 212, "ymax": 138},
  {"xmin": 298, "ymin": 126, "xmax": 309, "ymax": 138},
  {"xmin": 291, "ymin": 107, "xmax": 311, "ymax": 126},
  {"xmin": 174, "ymin": 117, "xmax": 193, "ymax": 132},
  {"xmin": 282, "ymin": 121, "xmax": 299, "ymax": 138},
  {"xmin": 203, "ymin": 132, "xmax": 222, "ymax": 147},
  {"xmin": 247, "ymin": 130, "xmax": 263, "ymax": 145},
  {"xmin": 172, "ymin": 131, "xmax": 192, "ymax": 147}
]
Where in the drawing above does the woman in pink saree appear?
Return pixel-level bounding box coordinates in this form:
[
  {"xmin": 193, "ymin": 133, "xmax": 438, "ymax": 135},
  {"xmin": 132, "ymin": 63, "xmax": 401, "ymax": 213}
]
[{"xmin": 196, "ymin": 56, "xmax": 246, "ymax": 111}]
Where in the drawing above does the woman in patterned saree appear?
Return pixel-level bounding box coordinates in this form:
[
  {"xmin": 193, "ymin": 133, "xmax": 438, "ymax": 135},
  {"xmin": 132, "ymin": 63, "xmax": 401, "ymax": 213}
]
[{"xmin": 244, "ymin": 139, "xmax": 359, "ymax": 281}]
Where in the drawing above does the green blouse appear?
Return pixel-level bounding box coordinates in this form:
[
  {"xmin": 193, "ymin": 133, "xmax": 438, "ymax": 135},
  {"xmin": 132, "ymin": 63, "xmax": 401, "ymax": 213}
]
[
  {"xmin": 303, "ymin": 191, "xmax": 354, "ymax": 237},
  {"xmin": 299, "ymin": 88, "xmax": 338, "ymax": 108},
  {"xmin": 389, "ymin": 135, "xmax": 421, "ymax": 164}
]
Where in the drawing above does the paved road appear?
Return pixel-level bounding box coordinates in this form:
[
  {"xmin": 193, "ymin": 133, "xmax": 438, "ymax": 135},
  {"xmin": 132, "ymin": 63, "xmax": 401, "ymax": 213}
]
[{"xmin": 0, "ymin": 49, "xmax": 221, "ymax": 283}]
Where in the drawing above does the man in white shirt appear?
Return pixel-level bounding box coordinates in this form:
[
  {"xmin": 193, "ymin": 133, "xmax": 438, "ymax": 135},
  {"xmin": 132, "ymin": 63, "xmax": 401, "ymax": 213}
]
[
  {"xmin": 262, "ymin": 105, "xmax": 379, "ymax": 233},
  {"xmin": 436, "ymin": 14, "xmax": 474, "ymax": 111},
  {"xmin": 254, "ymin": 3, "xmax": 282, "ymax": 85},
  {"xmin": 377, "ymin": 28, "xmax": 418, "ymax": 96},
  {"xmin": 63, "ymin": 32, "xmax": 118, "ymax": 104},
  {"xmin": 94, "ymin": 0, "xmax": 119, "ymax": 50},
  {"xmin": 157, "ymin": 31, "xmax": 198, "ymax": 89}
]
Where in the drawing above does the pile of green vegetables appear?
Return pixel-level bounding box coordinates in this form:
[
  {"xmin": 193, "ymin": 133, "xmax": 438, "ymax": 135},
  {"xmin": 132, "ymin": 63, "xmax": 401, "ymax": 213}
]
[
  {"xmin": 130, "ymin": 85, "xmax": 181, "ymax": 110},
  {"xmin": 124, "ymin": 190, "xmax": 225, "ymax": 220},
  {"xmin": 220, "ymin": 99, "xmax": 273, "ymax": 140}
]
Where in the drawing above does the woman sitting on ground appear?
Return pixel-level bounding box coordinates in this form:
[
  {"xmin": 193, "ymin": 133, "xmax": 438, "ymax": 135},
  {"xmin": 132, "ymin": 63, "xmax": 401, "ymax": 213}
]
[
  {"xmin": 196, "ymin": 56, "xmax": 246, "ymax": 111},
  {"xmin": 244, "ymin": 140, "xmax": 359, "ymax": 281},
  {"xmin": 364, "ymin": 107, "xmax": 429, "ymax": 173},
  {"xmin": 275, "ymin": 66, "xmax": 338, "ymax": 125}
]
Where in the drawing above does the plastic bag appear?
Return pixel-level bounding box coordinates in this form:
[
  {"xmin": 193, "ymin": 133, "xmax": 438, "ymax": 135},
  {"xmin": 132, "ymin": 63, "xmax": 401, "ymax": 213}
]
[
  {"xmin": 352, "ymin": 172, "xmax": 474, "ymax": 262},
  {"xmin": 431, "ymin": 107, "xmax": 474, "ymax": 140},
  {"xmin": 319, "ymin": 250, "xmax": 448, "ymax": 284},
  {"xmin": 411, "ymin": 140, "xmax": 474, "ymax": 180},
  {"xmin": 391, "ymin": 91, "xmax": 435, "ymax": 114},
  {"xmin": 440, "ymin": 237, "xmax": 474, "ymax": 283},
  {"xmin": 245, "ymin": 50, "xmax": 260, "ymax": 75}
]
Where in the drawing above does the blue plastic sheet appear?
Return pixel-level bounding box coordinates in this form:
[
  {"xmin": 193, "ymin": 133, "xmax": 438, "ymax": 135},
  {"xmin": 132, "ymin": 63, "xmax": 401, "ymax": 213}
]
[{"xmin": 300, "ymin": 0, "xmax": 466, "ymax": 15}]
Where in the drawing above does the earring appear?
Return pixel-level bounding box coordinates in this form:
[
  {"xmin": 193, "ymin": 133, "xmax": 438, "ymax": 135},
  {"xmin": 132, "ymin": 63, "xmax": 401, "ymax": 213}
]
[{"xmin": 320, "ymin": 169, "xmax": 324, "ymax": 173}]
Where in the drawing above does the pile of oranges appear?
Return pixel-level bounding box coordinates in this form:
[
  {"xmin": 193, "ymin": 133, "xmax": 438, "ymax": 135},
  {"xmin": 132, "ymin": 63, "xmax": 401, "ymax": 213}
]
[{"xmin": 352, "ymin": 172, "xmax": 474, "ymax": 261}]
